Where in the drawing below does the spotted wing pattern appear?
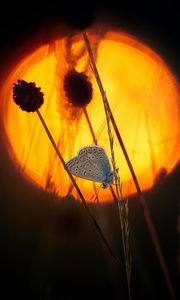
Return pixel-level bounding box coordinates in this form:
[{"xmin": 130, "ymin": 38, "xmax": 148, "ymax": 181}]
[{"xmin": 66, "ymin": 146, "xmax": 112, "ymax": 184}]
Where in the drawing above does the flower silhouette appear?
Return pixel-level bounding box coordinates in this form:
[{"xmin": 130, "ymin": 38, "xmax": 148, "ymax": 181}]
[
  {"xmin": 13, "ymin": 79, "xmax": 44, "ymax": 112},
  {"xmin": 63, "ymin": 69, "xmax": 93, "ymax": 107}
]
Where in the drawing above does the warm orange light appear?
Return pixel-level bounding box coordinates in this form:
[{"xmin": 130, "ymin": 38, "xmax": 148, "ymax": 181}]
[{"xmin": 0, "ymin": 30, "xmax": 179, "ymax": 202}]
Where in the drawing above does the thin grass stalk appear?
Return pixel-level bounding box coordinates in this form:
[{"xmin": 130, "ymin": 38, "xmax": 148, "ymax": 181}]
[
  {"xmin": 83, "ymin": 106, "xmax": 116, "ymax": 204},
  {"xmin": 83, "ymin": 105, "xmax": 131, "ymax": 294},
  {"xmin": 105, "ymin": 90, "xmax": 132, "ymax": 299},
  {"xmin": 83, "ymin": 107, "xmax": 97, "ymax": 145},
  {"xmin": 83, "ymin": 107, "xmax": 100, "ymax": 204},
  {"xmin": 82, "ymin": 30, "xmax": 176, "ymax": 300},
  {"xmin": 36, "ymin": 109, "xmax": 120, "ymax": 265},
  {"xmin": 120, "ymin": 191, "xmax": 132, "ymax": 299},
  {"xmin": 82, "ymin": 33, "xmax": 131, "ymax": 298}
]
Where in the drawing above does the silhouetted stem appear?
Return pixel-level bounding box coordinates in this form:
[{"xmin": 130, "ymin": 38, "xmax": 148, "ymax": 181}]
[
  {"xmin": 36, "ymin": 109, "xmax": 120, "ymax": 265},
  {"xmin": 82, "ymin": 107, "xmax": 118, "ymax": 203},
  {"xmin": 83, "ymin": 34, "xmax": 131, "ymax": 299},
  {"xmin": 82, "ymin": 30, "xmax": 176, "ymax": 300},
  {"xmin": 83, "ymin": 107, "xmax": 100, "ymax": 204},
  {"xmin": 83, "ymin": 107, "xmax": 97, "ymax": 145}
]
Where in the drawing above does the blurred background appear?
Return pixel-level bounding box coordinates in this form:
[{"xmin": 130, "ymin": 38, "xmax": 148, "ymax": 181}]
[{"xmin": 0, "ymin": 1, "xmax": 179, "ymax": 299}]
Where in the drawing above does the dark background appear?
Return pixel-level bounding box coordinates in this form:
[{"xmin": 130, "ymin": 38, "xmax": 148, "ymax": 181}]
[
  {"xmin": 0, "ymin": 1, "xmax": 179, "ymax": 299},
  {"xmin": 0, "ymin": 1, "xmax": 179, "ymax": 76}
]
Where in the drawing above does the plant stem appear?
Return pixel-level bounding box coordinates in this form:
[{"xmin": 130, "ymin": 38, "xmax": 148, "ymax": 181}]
[
  {"xmin": 83, "ymin": 107, "xmax": 131, "ymax": 295},
  {"xmin": 36, "ymin": 109, "xmax": 120, "ymax": 265},
  {"xmin": 83, "ymin": 107, "xmax": 100, "ymax": 204},
  {"xmin": 84, "ymin": 33, "xmax": 132, "ymax": 299},
  {"xmin": 83, "ymin": 107, "xmax": 97, "ymax": 145},
  {"xmin": 82, "ymin": 30, "xmax": 176, "ymax": 300},
  {"xmin": 82, "ymin": 107, "xmax": 118, "ymax": 204}
]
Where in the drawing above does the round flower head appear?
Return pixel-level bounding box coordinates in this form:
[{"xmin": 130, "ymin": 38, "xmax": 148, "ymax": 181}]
[
  {"xmin": 13, "ymin": 79, "xmax": 44, "ymax": 112},
  {"xmin": 63, "ymin": 69, "xmax": 93, "ymax": 107}
]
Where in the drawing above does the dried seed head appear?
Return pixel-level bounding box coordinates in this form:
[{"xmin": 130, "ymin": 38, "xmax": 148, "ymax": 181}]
[
  {"xmin": 13, "ymin": 79, "xmax": 44, "ymax": 112},
  {"xmin": 63, "ymin": 69, "xmax": 93, "ymax": 107}
]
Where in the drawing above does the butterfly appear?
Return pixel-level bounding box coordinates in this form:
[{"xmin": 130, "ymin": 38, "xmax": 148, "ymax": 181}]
[{"xmin": 65, "ymin": 145, "xmax": 114, "ymax": 188}]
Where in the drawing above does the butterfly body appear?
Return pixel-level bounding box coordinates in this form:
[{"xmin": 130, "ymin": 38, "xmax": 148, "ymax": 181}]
[{"xmin": 66, "ymin": 146, "xmax": 114, "ymax": 188}]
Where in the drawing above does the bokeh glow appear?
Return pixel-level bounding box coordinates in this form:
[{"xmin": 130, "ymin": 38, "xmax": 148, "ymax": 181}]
[{"xmin": 0, "ymin": 30, "xmax": 179, "ymax": 202}]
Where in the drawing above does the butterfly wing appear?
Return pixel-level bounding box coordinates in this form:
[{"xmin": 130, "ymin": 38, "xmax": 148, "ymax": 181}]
[
  {"xmin": 66, "ymin": 146, "xmax": 109, "ymax": 183},
  {"xmin": 66, "ymin": 156, "xmax": 79, "ymax": 175},
  {"xmin": 95, "ymin": 150, "xmax": 113, "ymax": 184},
  {"xmin": 78, "ymin": 145, "xmax": 106, "ymax": 160},
  {"xmin": 79, "ymin": 146, "xmax": 112, "ymax": 172},
  {"xmin": 78, "ymin": 146, "xmax": 112, "ymax": 183},
  {"xmin": 66, "ymin": 157, "xmax": 106, "ymax": 183}
]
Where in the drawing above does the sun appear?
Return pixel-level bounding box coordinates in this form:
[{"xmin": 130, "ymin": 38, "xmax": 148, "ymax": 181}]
[{"xmin": 0, "ymin": 28, "xmax": 179, "ymax": 202}]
